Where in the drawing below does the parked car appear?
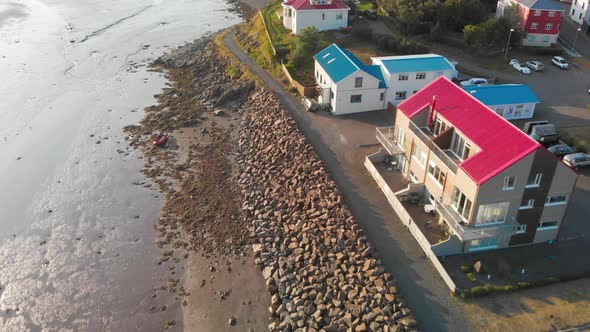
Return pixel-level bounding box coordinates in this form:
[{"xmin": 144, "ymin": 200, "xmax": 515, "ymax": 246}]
[
  {"xmin": 302, "ymin": 97, "xmax": 319, "ymax": 112},
  {"xmin": 460, "ymin": 78, "xmax": 488, "ymax": 87},
  {"xmin": 552, "ymin": 56, "xmax": 568, "ymax": 69},
  {"xmin": 526, "ymin": 60, "xmax": 544, "ymax": 72},
  {"xmin": 563, "ymin": 153, "xmax": 590, "ymax": 169},
  {"xmin": 510, "ymin": 59, "xmax": 532, "ymax": 74},
  {"xmin": 364, "ymin": 9, "xmax": 377, "ymax": 20},
  {"xmin": 548, "ymin": 143, "xmax": 575, "ymax": 157},
  {"xmin": 524, "ymin": 120, "xmax": 558, "ymax": 145}
]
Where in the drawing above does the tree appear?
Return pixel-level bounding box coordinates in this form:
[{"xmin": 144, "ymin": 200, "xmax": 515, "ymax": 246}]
[
  {"xmin": 442, "ymin": 0, "xmax": 487, "ymax": 32},
  {"xmin": 288, "ymin": 27, "xmax": 324, "ymax": 67},
  {"xmin": 392, "ymin": 0, "xmax": 440, "ymax": 34},
  {"xmin": 463, "ymin": 18, "xmax": 507, "ymax": 48}
]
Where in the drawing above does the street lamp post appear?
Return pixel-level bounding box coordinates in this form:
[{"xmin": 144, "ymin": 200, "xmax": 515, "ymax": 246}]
[
  {"xmin": 504, "ymin": 28, "xmax": 515, "ymax": 61},
  {"xmin": 573, "ymin": 27, "xmax": 582, "ymax": 52}
]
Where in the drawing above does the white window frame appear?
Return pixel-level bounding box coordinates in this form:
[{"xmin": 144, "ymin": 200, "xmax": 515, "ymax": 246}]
[
  {"xmin": 451, "ymin": 187, "xmax": 473, "ymax": 220},
  {"xmin": 537, "ymin": 221, "xmax": 559, "ymax": 230},
  {"xmin": 545, "ymin": 23, "xmax": 553, "ymax": 30},
  {"xmin": 475, "ymin": 202, "xmax": 509, "ymax": 226},
  {"xmin": 354, "ymin": 77, "xmax": 363, "ymax": 88},
  {"xmin": 350, "ymin": 94, "xmax": 362, "ymax": 103},
  {"xmin": 502, "ymin": 176, "xmax": 516, "ymax": 191},
  {"xmin": 469, "ymin": 238, "xmax": 499, "ymax": 252},
  {"xmin": 398, "ymin": 74, "xmax": 408, "ymax": 81},
  {"xmin": 415, "ymin": 73, "xmax": 426, "ymax": 80},
  {"xmin": 395, "ymin": 91, "xmax": 407, "ymax": 100},
  {"xmin": 336, "ymin": 12, "xmax": 343, "ymax": 20},
  {"xmin": 548, "ymin": 11, "xmax": 556, "ymax": 17},
  {"xmin": 411, "ymin": 141, "xmax": 427, "ymax": 167},
  {"xmin": 433, "ymin": 117, "xmax": 448, "ymax": 136},
  {"xmin": 534, "ymin": 10, "xmax": 541, "ymax": 16},
  {"xmin": 450, "ymin": 133, "xmax": 471, "ymax": 161},
  {"xmin": 545, "ymin": 194, "xmax": 567, "ymax": 206},
  {"xmin": 395, "ymin": 127, "xmax": 406, "ymax": 150},
  {"xmin": 516, "ymin": 224, "xmax": 527, "ymax": 234},
  {"xmin": 519, "ymin": 199, "xmax": 534, "ymax": 210},
  {"xmin": 526, "ymin": 173, "xmax": 542, "ymax": 188},
  {"xmin": 531, "ymin": 22, "xmax": 538, "ymax": 29},
  {"xmin": 379, "ymin": 92, "xmax": 384, "ymax": 101},
  {"xmin": 427, "ymin": 161, "xmax": 445, "ymax": 187}
]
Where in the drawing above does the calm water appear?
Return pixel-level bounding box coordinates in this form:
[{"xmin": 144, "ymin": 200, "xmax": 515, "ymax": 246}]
[{"xmin": 0, "ymin": 0, "xmax": 239, "ymax": 330}]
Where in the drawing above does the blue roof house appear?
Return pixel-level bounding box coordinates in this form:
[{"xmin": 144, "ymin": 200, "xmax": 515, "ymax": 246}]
[
  {"xmin": 371, "ymin": 54, "xmax": 456, "ymax": 106},
  {"xmin": 314, "ymin": 44, "xmax": 387, "ymax": 115},
  {"xmin": 465, "ymin": 84, "xmax": 541, "ymax": 120}
]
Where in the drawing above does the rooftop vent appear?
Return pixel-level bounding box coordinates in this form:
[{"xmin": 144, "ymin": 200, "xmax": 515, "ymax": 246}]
[
  {"xmin": 322, "ymin": 53, "xmax": 331, "ymax": 59},
  {"xmin": 327, "ymin": 58, "xmax": 335, "ymax": 64}
]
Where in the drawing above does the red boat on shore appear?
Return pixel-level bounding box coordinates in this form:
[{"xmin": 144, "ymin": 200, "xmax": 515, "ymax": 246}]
[{"xmin": 152, "ymin": 132, "xmax": 169, "ymax": 146}]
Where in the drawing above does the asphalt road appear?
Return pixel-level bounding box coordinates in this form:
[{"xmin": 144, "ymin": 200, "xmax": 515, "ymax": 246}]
[
  {"xmin": 560, "ymin": 16, "xmax": 590, "ymax": 59},
  {"xmin": 222, "ymin": 30, "xmax": 472, "ymax": 331}
]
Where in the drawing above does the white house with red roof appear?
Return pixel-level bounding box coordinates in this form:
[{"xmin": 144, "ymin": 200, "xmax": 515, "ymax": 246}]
[
  {"xmin": 282, "ymin": 0, "xmax": 349, "ymax": 35},
  {"xmin": 366, "ymin": 76, "xmax": 577, "ymax": 255}
]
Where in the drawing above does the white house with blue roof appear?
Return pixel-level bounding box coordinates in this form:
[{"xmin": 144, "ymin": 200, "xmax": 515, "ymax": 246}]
[
  {"xmin": 314, "ymin": 44, "xmax": 387, "ymax": 115},
  {"xmin": 371, "ymin": 54, "xmax": 456, "ymax": 106},
  {"xmin": 465, "ymin": 84, "xmax": 541, "ymax": 120}
]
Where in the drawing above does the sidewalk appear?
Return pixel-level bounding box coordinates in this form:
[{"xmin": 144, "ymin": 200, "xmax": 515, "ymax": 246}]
[{"xmin": 221, "ymin": 29, "xmax": 472, "ymax": 331}]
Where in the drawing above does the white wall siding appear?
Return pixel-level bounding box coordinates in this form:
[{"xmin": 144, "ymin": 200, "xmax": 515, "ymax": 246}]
[
  {"xmin": 293, "ymin": 9, "xmax": 348, "ymax": 34},
  {"xmin": 522, "ymin": 33, "xmax": 559, "ymax": 47},
  {"xmin": 490, "ymin": 102, "xmax": 536, "ymax": 120},
  {"xmin": 381, "ymin": 70, "xmax": 453, "ymax": 106},
  {"xmin": 570, "ymin": 0, "xmax": 590, "ymax": 25}
]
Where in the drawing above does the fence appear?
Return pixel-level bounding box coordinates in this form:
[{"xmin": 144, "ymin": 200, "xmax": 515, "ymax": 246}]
[
  {"xmin": 258, "ymin": 10, "xmax": 277, "ymax": 56},
  {"xmin": 364, "ymin": 153, "xmax": 457, "ymax": 293},
  {"xmin": 281, "ymin": 63, "xmax": 316, "ymax": 98}
]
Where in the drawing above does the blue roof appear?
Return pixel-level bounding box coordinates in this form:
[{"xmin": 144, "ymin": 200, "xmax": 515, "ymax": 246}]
[
  {"xmin": 314, "ymin": 44, "xmax": 386, "ymax": 88},
  {"xmin": 465, "ymin": 84, "xmax": 541, "ymax": 106},
  {"xmin": 376, "ymin": 55, "xmax": 455, "ymax": 74},
  {"xmin": 520, "ymin": 0, "xmax": 565, "ymax": 11}
]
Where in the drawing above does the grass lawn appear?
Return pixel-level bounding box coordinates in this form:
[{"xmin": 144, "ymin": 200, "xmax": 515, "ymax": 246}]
[
  {"xmin": 261, "ymin": 1, "xmax": 297, "ymax": 50},
  {"xmin": 559, "ymin": 125, "xmax": 590, "ymax": 153}
]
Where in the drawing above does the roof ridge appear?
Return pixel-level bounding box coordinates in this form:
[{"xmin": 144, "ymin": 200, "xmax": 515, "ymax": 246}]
[{"xmin": 335, "ymin": 44, "xmax": 361, "ymax": 71}]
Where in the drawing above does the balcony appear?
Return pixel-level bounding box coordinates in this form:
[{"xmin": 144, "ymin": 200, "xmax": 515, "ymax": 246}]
[
  {"xmin": 435, "ymin": 199, "xmax": 518, "ymax": 241},
  {"xmin": 408, "ymin": 121, "xmax": 433, "ymax": 146},
  {"xmin": 408, "ymin": 122, "xmax": 459, "ymax": 173},
  {"xmin": 376, "ymin": 127, "xmax": 403, "ymax": 156}
]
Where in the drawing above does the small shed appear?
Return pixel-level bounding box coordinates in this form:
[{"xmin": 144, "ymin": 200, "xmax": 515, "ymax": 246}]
[{"xmin": 465, "ymin": 84, "xmax": 540, "ymax": 120}]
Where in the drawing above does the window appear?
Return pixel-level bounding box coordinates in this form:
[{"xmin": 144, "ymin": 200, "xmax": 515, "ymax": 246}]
[
  {"xmin": 469, "ymin": 238, "xmax": 499, "ymax": 251},
  {"xmin": 545, "ymin": 23, "xmax": 553, "ymax": 30},
  {"xmin": 514, "ymin": 104, "xmax": 524, "ymax": 117},
  {"xmin": 519, "ymin": 199, "xmax": 534, "ymax": 210},
  {"xmin": 545, "ymin": 194, "xmax": 567, "ymax": 206},
  {"xmin": 475, "ymin": 202, "xmax": 509, "ymax": 226},
  {"xmin": 379, "ymin": 92, "xmax": 384, "ymax": 101},
  {"xmin": 336, "ymin": 13, "xmax": 343, "ymax": 19},
  {"xmin": 433, "ymin": 118, "xmax": 448, "ymax": 136},
  {"xmin": 395, "ymin": 91, "xmax": 407, "ymax": 100},
  {"xmin": 416, "ymin": 73, "xmax": 426, "ymax": 80},
  {"xmin": 322, "ymin": 13, "xmax": 325, "ymax": 20},
  {"xmin": 538, "ymin": 221, "xmax": 559, "ymax": 230},
  {"xmin": 350, "ymin": 95, "xmax": 362, "ymax": 103},
  {"xmin": 412, "ymin": 90, "xmax": 418, "ymax": 94},
  {"xmin": 526, "ymin": 173, "xmax": 542, "ymax": 188},
  {"xmin": 580, "ymin": 12, "xmax": 583, "ymax": 19},
  {"xmin": 516, "ymin": 224, "xmax": 527, "ymax": 234},
  {"xmin": 395, "ymin": 127, "xmax": 406, "ymax": 150},
  {"xmin": 427, "ymin": 162, "xmax": 445, "ymax": 186},
  {"xmin": 398, "ymin": 74, "xmax": 408, "ymax": 81},
  {"xmin": 451, "ymin": 187, "xmax": 473, "ymax": 220},
  {"xmin": 411, "ymin": 141, "xmax": 427, "ymax": 166},
  {"xmin": 503, "ymin": 176, "xmax": 516, "ymax": 190},
  {"xmin": 495, "ymin": 107, "xmax": 504, "ymax": 116},
  {"xmin": 354, "ymin": 77, "xmax": 363, "ymax": 88},
  {"xmin": 531, "ymin": 22, "xmax": 538, "ymax": 29},
  {"xmin": 548, "ymin": 11, "xmax": 556, "ymax": 17},
  {"xmin": 534, "ymin": 10, "xmax": 541, "ymax": 16},
  {"xmin": 543, "ymin": 35, "xmax": 550, "ymax": 42},
  {"xmin": 572, "ymin": 9, "xmax": 576, "ymax": 16},
  {"xmin": 330, "ymin": 90, "xmax": 334, "ymax": 100},
  {"xmin": 450, "ymin": 133, "xmax": 471, "ymax": 161}
]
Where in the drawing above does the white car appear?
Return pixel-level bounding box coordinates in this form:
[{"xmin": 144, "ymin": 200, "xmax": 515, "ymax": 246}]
[
  {"xmin": 526, "ymin": 60, "xmax": 544, "ymax": 72},
  {"xmin": 460, "ymin": 78, "xmax": 488, "ymax": 87},
  {"xmin": 510, "ymin": 59, "xmax": 532, "ymax": 74},
  {"xmin": 563, "ymin": 152, "xmax": 590, "ymax": 169},
  {"xmin": 552, "ymin": 56, "xmax": 568, "ymax": 69}
]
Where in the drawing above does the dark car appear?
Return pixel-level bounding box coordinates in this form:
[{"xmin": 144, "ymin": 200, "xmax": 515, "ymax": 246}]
[
  {"xmin": 365, "ymin": 9, "xmax": 377, "ymax": 20},
  {"xmin": 548, "ymin": 143, "xmax": 575, "ymax": 157}
]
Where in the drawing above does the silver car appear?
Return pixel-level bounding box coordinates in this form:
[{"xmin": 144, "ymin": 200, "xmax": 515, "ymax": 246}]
[
  {"xmin": 563, "ymin": 153, "xmax": 590, "ymax": 169},
  {"xmin": 526, "ymin": 60, "xmax": 544, "ymax": 72}
]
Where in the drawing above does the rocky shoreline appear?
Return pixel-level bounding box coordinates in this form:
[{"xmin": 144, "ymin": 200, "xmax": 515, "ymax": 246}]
[{"xmin": 126, "ymin": 32, "xmax": 417, "ymax": 331}]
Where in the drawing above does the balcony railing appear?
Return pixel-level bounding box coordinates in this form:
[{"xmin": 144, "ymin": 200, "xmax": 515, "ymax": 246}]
[
  {"xmin": 376, "ymin": 127, "xmax": 403, "ymax": 156},
  {"xmin": 434, "ymin": 198, "xmax": 517, "ymax": 241},
  {"xmin": 430, "ymin": 143, "xmax": 459, "ymax": 173},
  {"xmin": 408, "ymin": 121, "xmax": 431, "ymax": 146}
]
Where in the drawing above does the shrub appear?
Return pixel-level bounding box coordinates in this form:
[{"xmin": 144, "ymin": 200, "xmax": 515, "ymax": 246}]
[
  {"xmin": 470, "ymin": 286, "xmax": 489, "ymax": 297},
  {"xmin": 517, "ymin": 281, "xmax": 531, "ymax": 289},
  {"xmin": 466, "ymin": 273, "xmax": 477, "ymax": 282},
  {"xmin": 226, "ymin": 65, "xmax": 242, "ymax": 79},
  {"xmin": 460, "ymin": 265, "xmax": 472, "ymax": 273}
]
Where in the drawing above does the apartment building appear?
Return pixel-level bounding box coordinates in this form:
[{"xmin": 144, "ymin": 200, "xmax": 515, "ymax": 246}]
[{"xmin": 369, "ymin": 77, "xmax": 577, "ymax": 254}]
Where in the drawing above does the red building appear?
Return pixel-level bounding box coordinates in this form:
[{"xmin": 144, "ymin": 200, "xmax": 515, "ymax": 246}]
[{"xmin": 496, "ymin": 0, "xmax": 566, "ymax": 47}]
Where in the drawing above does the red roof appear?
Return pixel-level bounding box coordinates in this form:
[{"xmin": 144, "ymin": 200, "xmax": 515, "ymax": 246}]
[
  {"xmin": 397, "ymin": 76, "xmax": 541, "ymax": 185},
  {"xmin": 283, "ymin": 0, "xmax": 349, "ymax": 10}
]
